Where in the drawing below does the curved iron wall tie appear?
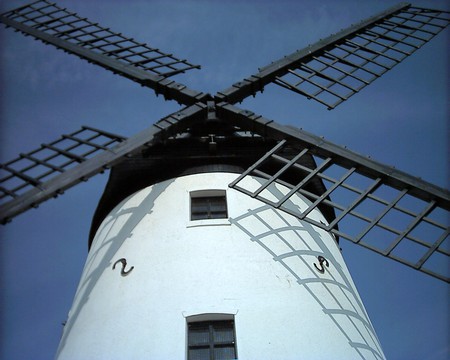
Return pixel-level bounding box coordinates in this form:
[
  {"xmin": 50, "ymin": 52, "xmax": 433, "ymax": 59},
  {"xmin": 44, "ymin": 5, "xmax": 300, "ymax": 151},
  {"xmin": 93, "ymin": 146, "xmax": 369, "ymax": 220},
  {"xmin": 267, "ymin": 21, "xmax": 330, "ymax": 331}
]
[
  {"xmin": 314, "ymin": 256, "xmax": 329, "ymax": 274},
  {"xmin": 113, "ymin": 258, "xmax": 134, "ymax": 276}
]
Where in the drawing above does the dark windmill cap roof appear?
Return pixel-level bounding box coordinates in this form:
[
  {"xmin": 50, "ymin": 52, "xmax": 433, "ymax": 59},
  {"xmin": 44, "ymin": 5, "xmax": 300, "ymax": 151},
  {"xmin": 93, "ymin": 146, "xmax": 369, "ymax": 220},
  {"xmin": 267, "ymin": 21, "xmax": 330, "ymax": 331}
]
[{"xmin": 89, "ymin": 131, "xmax": 338, "ymax": 247}]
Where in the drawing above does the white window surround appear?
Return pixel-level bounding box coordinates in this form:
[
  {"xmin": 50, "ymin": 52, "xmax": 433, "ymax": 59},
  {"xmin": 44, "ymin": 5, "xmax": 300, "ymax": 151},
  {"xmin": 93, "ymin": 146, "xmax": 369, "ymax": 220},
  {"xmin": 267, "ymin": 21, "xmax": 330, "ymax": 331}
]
[
  {"xmin": 184, "ymin": 312, "xmax": 237, "ymax": 322},
  {"xmin": 182, "ymin": 309, "xmax": 239, "ymax": 320},
  {"xmin": 186, "ymin": 218, "xmax": 231, "ymax": 228},
  {"xmin": 190, "ymin": 189, "xmax": 227, "ymax": 199}
]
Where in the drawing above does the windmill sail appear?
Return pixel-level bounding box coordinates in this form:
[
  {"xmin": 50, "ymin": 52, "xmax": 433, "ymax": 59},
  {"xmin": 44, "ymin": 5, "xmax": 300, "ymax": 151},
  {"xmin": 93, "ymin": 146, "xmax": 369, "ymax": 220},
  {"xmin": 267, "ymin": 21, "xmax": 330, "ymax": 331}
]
[
  {"xmin": 216, "ymin": 3, "xmax": 450, "ymax": 108},
  {"xmin": 0, "ymin": 104, "xmax": 206, "ymax": 224},
  {"xmin": 221, "ymin": 103, "xmax": 450, "ymax": 282},
  {"xmin": 0, "ymin": 0, "xmax": 205, "ymax": 105}
]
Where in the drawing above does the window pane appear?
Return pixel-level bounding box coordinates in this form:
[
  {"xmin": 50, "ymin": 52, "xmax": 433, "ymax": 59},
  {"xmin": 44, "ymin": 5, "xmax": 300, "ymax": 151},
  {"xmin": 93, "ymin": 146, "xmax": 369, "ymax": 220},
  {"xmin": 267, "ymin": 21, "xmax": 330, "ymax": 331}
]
[
  {"xmin": 192, "ymin": 203, "xmax": 209, "ymax": 213},
  {"xmin": 213, "ymin": 328, "xmax": 234, "ymax": 343},
  {"xmin": 209, "ymin": 211, "xmax": 226, "ymax": 219},
  {"xmin": 214, "ymin": 346, "xmax": 236, "ymax": 360},
  {"xmin": 209, "ymin": 198, "xmax": 225, "ymax": 210},
  {"xmin": 188, "ymin": 328, "xmax": 210, "ymax": 346},
  {"xmin": 189, "ymin": 348, "xmax": 210, "ymax": 360}
]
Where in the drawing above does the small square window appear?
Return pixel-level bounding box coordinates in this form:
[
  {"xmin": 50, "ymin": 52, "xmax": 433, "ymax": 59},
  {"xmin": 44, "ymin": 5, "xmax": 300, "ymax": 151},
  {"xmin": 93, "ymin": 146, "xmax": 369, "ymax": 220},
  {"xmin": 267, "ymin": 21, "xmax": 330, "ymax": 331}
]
[
  {"xmin": 188, "ymin": 320, "xmax": 237, "ymax": 360},
  {"xmin": 190, "ymin": 191, "xmax": 227, "ymax": 221}
]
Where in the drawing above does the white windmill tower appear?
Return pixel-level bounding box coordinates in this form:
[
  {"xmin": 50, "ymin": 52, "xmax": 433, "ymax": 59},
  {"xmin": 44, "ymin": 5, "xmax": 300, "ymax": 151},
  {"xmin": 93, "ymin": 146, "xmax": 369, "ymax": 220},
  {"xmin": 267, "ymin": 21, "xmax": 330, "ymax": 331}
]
[{"xmin": 0, "ymin": 1, "xmax": 449, "ymax": 359}]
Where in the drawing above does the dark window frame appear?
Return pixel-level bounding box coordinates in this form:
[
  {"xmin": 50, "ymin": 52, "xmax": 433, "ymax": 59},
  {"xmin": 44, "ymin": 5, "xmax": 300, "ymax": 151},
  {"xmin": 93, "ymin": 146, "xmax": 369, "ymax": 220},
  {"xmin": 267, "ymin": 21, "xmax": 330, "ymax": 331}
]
[
  {"xmin": 187, "ymin": 320, "xmax": 237, "ymax": 360},
  {"xmin": 190, "ymin": 191, "xmax": 228, "ymax": 221}
]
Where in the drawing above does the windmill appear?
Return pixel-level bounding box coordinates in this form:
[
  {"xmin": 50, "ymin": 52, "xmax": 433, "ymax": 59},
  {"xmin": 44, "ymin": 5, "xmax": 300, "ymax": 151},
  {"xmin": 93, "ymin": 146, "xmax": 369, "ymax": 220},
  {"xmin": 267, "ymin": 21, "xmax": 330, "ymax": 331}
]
[{"xmin": 0, "ymin": 0, "xmax": 448, "ymax": 358}]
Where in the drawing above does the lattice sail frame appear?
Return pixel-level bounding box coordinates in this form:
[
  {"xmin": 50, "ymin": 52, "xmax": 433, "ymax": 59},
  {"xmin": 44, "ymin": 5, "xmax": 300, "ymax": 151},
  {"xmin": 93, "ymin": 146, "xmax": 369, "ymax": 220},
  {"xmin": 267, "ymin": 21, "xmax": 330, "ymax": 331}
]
[
  {"xmin": 216, "ymin": 3, "xmax": 450, "ymax": 109},
  {"xmin": 0, "ymin": 126, "xmax": 125, "ymax": 203},
  {"xmin": 224, "ymin": 107, "xmax": 450, "ymax": 283},
  {"xmin": 1, "ymin": 0, "xmax": 199, "ymax": 77},
  {"xmin": 273, "ymin": 5, "xmax": 450, "ymax": 109},
  {"xmin": 0, "ymin": 0, "xmax": 205, "ymax": 105},
  {"xmin": 0, "ymin": 104, "xmax": 207, "ymax": 224}
]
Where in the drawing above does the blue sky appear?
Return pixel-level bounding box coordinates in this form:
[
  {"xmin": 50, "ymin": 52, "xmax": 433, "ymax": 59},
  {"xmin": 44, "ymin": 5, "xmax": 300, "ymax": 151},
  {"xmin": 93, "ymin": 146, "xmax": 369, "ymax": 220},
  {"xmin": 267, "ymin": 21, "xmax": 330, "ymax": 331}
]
[{"xmin": 0, "ymin": 1, "xmax": 448, "ymax": 359}]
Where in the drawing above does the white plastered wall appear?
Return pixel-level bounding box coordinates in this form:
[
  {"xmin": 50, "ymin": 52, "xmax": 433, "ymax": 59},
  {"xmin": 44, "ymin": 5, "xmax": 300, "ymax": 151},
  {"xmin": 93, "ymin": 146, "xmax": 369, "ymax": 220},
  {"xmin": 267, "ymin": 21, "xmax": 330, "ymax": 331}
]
[{"xmin": 56, "ymin": 172, "xmax": 385, "ymax": 360}]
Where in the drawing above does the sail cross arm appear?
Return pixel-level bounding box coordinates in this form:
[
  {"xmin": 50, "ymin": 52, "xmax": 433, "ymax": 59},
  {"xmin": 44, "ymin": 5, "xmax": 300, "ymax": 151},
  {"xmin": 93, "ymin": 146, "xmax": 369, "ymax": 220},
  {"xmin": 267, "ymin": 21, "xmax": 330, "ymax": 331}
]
[{"xmin": 219, "ymin": 103, "xmax": 450, "ymax": 283}]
